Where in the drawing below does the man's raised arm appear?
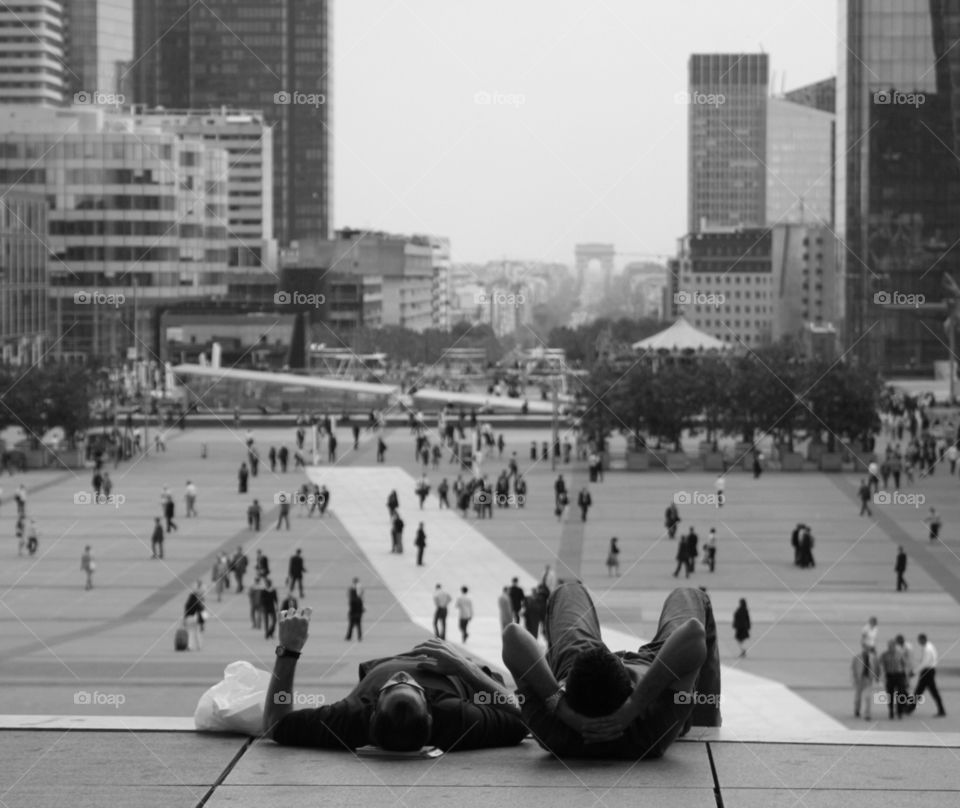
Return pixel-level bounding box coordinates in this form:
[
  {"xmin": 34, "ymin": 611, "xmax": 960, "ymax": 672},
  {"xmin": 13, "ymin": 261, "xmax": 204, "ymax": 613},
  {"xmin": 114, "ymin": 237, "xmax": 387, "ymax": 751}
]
[{"xmin": 262, "ymin": 607, "xmax": 312, "ymax": 740}]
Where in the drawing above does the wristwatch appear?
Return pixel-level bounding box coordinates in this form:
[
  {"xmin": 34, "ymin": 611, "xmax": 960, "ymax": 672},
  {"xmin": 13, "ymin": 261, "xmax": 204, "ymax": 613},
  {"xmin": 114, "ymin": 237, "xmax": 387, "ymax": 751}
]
[{"xmin": 275, "ymin": 645, "xmax": 301, "ymax": 659}]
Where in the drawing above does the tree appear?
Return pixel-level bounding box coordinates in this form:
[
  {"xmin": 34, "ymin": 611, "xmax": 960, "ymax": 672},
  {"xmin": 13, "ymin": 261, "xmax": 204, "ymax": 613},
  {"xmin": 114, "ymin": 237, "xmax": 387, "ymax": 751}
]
[{"xmin": 803, "ymin": 362, "xmax": 882, "ymax": 451}]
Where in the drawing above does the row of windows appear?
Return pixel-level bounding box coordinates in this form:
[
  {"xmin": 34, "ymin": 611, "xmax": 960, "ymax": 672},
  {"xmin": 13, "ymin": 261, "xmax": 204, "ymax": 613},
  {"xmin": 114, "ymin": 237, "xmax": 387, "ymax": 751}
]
[
  {"xmin": 0, "ymin": 142, "xmax": 176, "ymax": 160},
  {"xmin": 693, "ymin": 305, "xmax": 772, "ymax": 314},
  {"xmin": 56, "ymin": 246, "xmax": 229, "ymax": 263},
  {"xmin": 48, "ymin": 221, "xmax": 224, "ymax": 238}
]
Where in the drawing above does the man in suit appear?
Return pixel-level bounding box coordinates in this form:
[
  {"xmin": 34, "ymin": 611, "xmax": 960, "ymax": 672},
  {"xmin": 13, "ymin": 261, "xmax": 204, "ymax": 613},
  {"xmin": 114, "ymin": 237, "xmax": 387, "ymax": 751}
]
[
  {"xmin": 346, "ymin": 578, "xmax": 364, "ymax": 641},
  {"xmin": 262, "ymin": 579, "xmax": 279, "ymax": 639},
  {"xmin": 265, "ymin": 611, "xmax": 525, "ymax": 752},
  {"xmin": 895, "ymin": 547, "xmax": 908, "ymax": 591},
  {"xmin": 288, "ymin": 549, "xmax": 306, "ymax": 598}
]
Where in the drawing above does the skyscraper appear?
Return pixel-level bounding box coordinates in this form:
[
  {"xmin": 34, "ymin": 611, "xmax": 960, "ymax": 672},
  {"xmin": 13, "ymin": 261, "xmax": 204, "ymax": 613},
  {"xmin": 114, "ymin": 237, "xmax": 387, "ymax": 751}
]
[
  {"xmin": 687, "ymin": 53, "xmax": 769, "ymax": 233},
  {"xmin": 131, "ymin": 0, "xmax": 331, "ymax": 247},
  {"xmin": 0, "ymin": 0, "xmax": 65, "ymax": 106},
  {"xmin": 838, "ymin": 0, "xmax": 960, "ymax": 372},
  {"xmin": 63, "ymin": 0, "xmax": 134, "ymax": 102}
]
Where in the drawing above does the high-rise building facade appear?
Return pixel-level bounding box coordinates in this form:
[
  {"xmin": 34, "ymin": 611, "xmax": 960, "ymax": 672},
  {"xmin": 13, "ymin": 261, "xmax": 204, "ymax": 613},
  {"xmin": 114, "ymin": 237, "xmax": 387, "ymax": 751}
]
[
  {"xmin": 0, "ymin": 105, "xmax": 230, "ymax": 360},
  {"xmin": 63, "ymin": 0, "xmax": 133, "ymax": 102},
  {"xmin": 766, "ymin": 98, "xmax": 834, "ymax": 227},
  {"xmin": 688, "ymin": 54, "xmax": 768, "ymax": 233},
  {"xmin": 131, "ymin": 0, "xmax": 331, "ymax": 246},
  {"xmin": 838, "ymin": 0, "xmax": 960, "ymax": 372},
  {"xmin": 0, "ymin": 0, "xmax": 64, "ymax": 106},
  {"xmin": 0, "ymin": 193, "xmax": 48, "ymax": 365},
  {"xmin": 127, "ymin": 107, "xmax": 278, "ymax": 294}
]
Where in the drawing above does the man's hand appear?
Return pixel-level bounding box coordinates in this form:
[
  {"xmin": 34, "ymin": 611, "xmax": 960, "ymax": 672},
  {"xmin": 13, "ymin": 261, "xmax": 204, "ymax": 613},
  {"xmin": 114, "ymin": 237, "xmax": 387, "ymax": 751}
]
[
  {"xmin": 278, "ymin": 607, "xmax": 312, "ymax": 653},
  {"xmin": 579, "ymin": 696, "xmax": 643, "ymax": 743},
  {"xmin": 412, "ymin": 638, "xmax": 474, "ymax": 676}
]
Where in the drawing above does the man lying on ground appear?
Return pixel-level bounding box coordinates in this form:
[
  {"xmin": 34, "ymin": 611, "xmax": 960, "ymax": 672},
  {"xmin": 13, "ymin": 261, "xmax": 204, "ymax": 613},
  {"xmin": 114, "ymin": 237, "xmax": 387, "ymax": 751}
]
[
  {"xmin": 502, "ymin": 582, "xmax": 721, "ymax": 758},
  {"xmin": 263, "ymin": 608, "xmax": 527, "ymax": 751}
]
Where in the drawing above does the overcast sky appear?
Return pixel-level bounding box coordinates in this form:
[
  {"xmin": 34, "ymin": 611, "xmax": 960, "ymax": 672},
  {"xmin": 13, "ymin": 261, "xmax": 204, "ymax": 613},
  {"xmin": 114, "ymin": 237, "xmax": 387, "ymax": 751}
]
[{"xmin": 333, "ymin": 0, "xmax": 837, "ymax": 266}]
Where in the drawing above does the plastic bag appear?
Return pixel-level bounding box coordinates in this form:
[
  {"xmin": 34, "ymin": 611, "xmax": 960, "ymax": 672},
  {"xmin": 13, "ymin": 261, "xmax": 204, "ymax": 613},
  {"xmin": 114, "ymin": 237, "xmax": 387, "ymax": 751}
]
[{"xmin": 194, "ymin": 660, "xmax": 272, "ymax": 735}]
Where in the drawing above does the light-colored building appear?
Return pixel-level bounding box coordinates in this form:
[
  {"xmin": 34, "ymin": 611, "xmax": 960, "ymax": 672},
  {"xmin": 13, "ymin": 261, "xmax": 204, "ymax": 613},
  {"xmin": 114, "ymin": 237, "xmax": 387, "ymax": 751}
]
[
  {"xmin": 771, "ymin": 223, "xmax": 839, "ymax": 343},
  {"xmin": 64, "ymin": 0, "xmax": 133, "ymax": 102},
  {"xmin": 0, "ymin": 0, "xmax": 65, "ymax": 106},
  {"xmin": 674, "ymin": 229, "xmax": 775, "ymax": 348},
  {"xmin": 766, "ymin": 97, "xmax": 834, "ymax": 227},
  {"xmin": 575, "ymin": 243, "xmax": 615, "ymax": 308},
  {"xmin": 126, "ymin": 107, "xmax": 277, "ymax": 285},
  {"xmin": 0, "ymin": 193, "xmax": 48, "ymax": 365},
  {"xmin": 429, "ymin": 235, "xmax": 451, "ymax": 331},
  {"xmin": 0, "ymin": 104, "xmax": 230, "ymax": 360}
]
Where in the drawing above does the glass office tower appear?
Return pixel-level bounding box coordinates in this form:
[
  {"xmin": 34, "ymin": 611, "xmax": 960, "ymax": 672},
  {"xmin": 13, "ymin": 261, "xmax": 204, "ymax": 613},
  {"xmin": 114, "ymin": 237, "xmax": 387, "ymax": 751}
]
[
  {"xmin": 838, "ymin": 0, "xmax": 960, "ymax": 373},
  {"xmin": 131, "ymin": 0, "xmax": 331, "ymax": 246}
]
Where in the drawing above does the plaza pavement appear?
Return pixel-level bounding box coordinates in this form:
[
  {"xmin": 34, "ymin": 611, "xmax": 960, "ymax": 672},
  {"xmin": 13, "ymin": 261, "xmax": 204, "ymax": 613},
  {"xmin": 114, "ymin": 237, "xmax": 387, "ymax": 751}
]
[{"xmin": 0, "ymin": 423, "xmax": 959, "ymax": 806}]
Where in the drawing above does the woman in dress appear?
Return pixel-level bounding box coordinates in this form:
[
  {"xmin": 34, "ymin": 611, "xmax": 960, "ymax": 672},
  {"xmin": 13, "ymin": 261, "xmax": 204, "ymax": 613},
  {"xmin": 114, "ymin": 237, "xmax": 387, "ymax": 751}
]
[{"xmin": 606, "ymin": 536, "xmax": 620, "ymax": 576}]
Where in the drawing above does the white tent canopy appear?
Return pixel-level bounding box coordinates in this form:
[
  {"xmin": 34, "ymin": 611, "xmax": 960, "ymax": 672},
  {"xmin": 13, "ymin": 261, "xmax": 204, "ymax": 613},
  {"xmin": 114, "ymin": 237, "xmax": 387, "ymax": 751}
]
[{"xmin": 632, "ymin": 318, "xmax": 730, "ymax": 353}]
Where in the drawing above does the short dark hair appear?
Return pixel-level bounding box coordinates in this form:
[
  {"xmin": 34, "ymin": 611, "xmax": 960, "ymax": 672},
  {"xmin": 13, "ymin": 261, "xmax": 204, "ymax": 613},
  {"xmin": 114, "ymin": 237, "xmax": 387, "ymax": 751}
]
[
  {"xmin": 564, "ymin": 647, "xmax": 633, "ymax": 717},
  {"xmin": 370, "ymin": 695, "xmax": 431, "ymax": 751}
]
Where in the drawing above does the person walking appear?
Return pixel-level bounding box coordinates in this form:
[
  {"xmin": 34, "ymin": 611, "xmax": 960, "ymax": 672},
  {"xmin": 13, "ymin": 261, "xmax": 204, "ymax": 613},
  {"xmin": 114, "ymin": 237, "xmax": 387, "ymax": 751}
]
[
  {"xmin": 238, "ymin": 462, "xmax": 249, "ymax": 493},
  {"xmin": 81, "ymin": 545, "xmax": 95, "ymax": 591},
  {"xmin": 249, "ymin": 577, "xmax": 263, "ymax": 629},
  {"xmin": 911, "ymin": 634, "xmax": 947, "ymax": 717},
  {"xmin": 895, "ymin": 546, "xmax": 908, "ymax": 591},
  {"xmin": 852, "ymin": 645, "xmax": 880, "ymax": 720},
  {"xmin": 432, "ymin": 583, "xmax": 451, "ymax": 639},
  {"xmin": 255, "ymin": 550, "xmax": 270, "ymax": 580},
  {"xmin": 346, "ymin": 577, "xmax": 364, "ymax": 641},
  {"xmin": 733, "ymin": 598, "xmax": 751, "ymax": 657},
  {"xmin": 798, "ymin": 526, "xmax": 815, "ymax": 568},
  {"xmin": 437, "ymin": 478, "xmax": 450, "ymax": 509},
  {"xmin": 925, "ymin": 507, "xmax": 942, "ymax": 542},
  {"xmin": 277, "ymin": 445, "xmax": 289, "ymax": 472},
  {"xmin": 577, "ymin": 486, "xmax": 592, "ymax": 521},
  {"xmin": 150, "ymin": 517, "xmax": 164, "ymax": 559},
  {"xmin": 268, "ymin": 446, "xmax": 277, "ymax": 472},
  {"xmin": 376, "ymin": 436, "xmax": 387, "ymax": 463},
  {"xmin": 183, "ymin": 580, "xmax": 206, "ymax": 650},
  {"xmin": 455, "ymin": 585, "xmax": 473, "ymax": 642},
  {"xmin": 606, "ymin": 537, "xmax": 620, "ymax": 576},
  {"xmin": 508, "ymin": 577, "xmax": 525, "ymax": 623},
  {"xmin": 386, "ymin": 490, "xmax": 399, "ymax": 517},
  {"xmin": 232, "ymin": 546, "xmax": 249, "ymax": 593},
  {"xmin": 247, "ymin": 499, "xmax": 262, "ymax": 531},
  {"xmin": 161, "ymin": 485, "xmax": 177, "ymax": 532},
  {"xmin": 857, "ymin": 478, "xmax": 872, "ymax": 517},
  {"xmin": 791, "ymin": 523, "xmax": 804, "ymax": 566},
  {"xmin": 287, "ymin": 549, "xmax": 306, "ymax": 598},
  {"xmin": 673, "ymin": 531, "xmax": 691, "ymax": 578},
  {"xmin": 415, "ymin": 475, "xmax": 430, "ymax": 510},
  {"xmin": 665, "ymin": 501, "xmax": 681, "ymax": 539},
  {"xmin": 390, "ymin": 512, "xmax": 404, "ymax": 554},
  {"xmin": 685, "ymin": 527, "xmax": 699, "ymax": 575},
  {"xmin": 704, "ymin": 528, "xmax": 717, "ymax": 572},
  {"xmin": 879, "ymin": 639, "xmax": 909, "ymax": 719},
  {"xmin": 276, "ymin": 494, "xmax": 291, "ymax": 530},
  {"xmin": 861, "ymin": 616, "xmax": 879, "ymax": 651},
  {"xmin": 523, "ymin": 586, "xmax": 546, "ymax": 639},
  {"xmin": 212, "ymin": 553, "xmax": 229, "ymax": 602},
  {"xmin": 414, "ymin": 523, "xmax": 427, "ymax": 566},
  {"xmin": 185, "ymin": 480, "xmax": 198, "ymax": 517},
  {"xmin": 714, "ymin": 474, "xmax": 726, "ymax": 508},
  {"xmin": 262, "ymin": 578, "xmax": 279, "ymax": 640}
]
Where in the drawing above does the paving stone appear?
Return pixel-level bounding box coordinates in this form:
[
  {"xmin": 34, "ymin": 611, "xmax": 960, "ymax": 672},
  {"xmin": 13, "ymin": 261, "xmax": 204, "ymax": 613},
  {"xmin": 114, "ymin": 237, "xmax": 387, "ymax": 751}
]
[{"xmin": 720, "ymin": 788, "xmax": 960, "ymax": 808}]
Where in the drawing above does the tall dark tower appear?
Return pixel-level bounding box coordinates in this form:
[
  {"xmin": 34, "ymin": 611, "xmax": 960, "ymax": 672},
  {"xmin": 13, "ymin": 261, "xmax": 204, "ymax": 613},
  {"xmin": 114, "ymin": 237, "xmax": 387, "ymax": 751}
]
[
  {"xmin": 838, "ymin": 0, "xmax": 960, "ymax": 372},
  {"xmin": 131, "ymin": 0, "xmax": 331, "ymax": 246}
]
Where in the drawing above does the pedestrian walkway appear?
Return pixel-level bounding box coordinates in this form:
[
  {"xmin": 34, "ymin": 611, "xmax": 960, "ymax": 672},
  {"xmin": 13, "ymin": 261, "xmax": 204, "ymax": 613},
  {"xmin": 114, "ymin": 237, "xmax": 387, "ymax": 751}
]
[{"xmin": 305, "ymin": 465, "xmax": 844, "ymax": 734}]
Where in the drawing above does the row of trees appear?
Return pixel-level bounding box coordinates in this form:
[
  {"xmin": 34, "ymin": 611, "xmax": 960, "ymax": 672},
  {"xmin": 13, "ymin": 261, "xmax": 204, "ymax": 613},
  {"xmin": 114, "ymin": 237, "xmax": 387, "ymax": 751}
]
[
  {"xmin": 576, "ymin": 345, "xmax": 882, "ymax": 453},
  {"xmin": 0, "ymin": 363, "xmax": 95, "ymax": 446}
]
